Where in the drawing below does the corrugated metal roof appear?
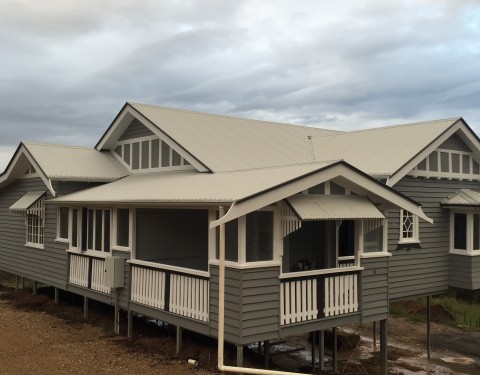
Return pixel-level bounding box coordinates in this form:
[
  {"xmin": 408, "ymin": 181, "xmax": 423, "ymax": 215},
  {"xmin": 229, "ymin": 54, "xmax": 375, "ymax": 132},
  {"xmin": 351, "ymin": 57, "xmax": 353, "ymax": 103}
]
[
  {"xmin": 9, "ymin": 191, "xmax": 45, "ymax": 213},
  {"xmin": 129, "ymin": 103, "xmax": 341, "ymax": 173},
  {"xmin": 23, "ymin": 142, "xmax": 129, "ymax": 181},
  {"xmin": 129, "ymin": 103, "xmax": 460, "ymax": 176},
  {"xmin": 311, "ymin": 118, "xmax": 460, "ymax": 176},
  {"xmin": 442, "ymin": 189, "xmax": 480, "ymax": 206},
  {"xmin": 49, "ymin": 162, "xmax": 336, "ymax": 204},
  {"xmin": 287, "ymin": 194, "xmax": 384, "ymax": 220}
]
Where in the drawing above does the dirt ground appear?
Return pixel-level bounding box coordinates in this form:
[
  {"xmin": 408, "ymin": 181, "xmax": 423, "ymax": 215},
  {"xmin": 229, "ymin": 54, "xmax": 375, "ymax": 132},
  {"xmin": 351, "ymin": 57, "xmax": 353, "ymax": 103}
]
[{"xmin": 1, "ymin": 279, "xmax": 480, "ymax": 375}]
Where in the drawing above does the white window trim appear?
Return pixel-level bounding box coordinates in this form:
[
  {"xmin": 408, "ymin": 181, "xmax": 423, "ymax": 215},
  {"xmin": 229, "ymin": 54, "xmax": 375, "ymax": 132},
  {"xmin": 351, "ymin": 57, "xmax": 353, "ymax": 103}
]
[
  {"xmin": 111, "ymin": 207, "xmax": 133, "ymax": 251},
  {"xmin": 212, "ymin": 207, "xmax": 277, "ymax": 266},
  {"xmin": 358, "ymin": 217, "xmax": 390, "ymax": 259},
  {"xmin": 86, "ymin": 208, "xmax": 112, "ymax": 253},
  {"xmin": 55, "ymin": 206, "xmax": 70, "ymax": 243},
  {"xmin": 449, "ymin": 210, "xmax": 480, "ymax": 255},
  {"xmin": 67, "ymin": 207, "xmax": 113, "ymax": 253},
  {"xmin": 398, "ymin": 210, "xmax": 420, "ymax": 244},
  {"xmin": 25, "ymin": 196, "xmax": 45, "ymax": 249}
]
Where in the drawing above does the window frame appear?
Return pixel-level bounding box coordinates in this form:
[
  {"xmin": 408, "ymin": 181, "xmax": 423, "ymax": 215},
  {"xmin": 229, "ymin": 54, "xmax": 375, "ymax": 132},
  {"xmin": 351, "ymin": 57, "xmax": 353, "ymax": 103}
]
[
  {"xmin": 209, "ymin": 206, "xmax": 282, "ymax": 269},
  {"xmin": 86, "ymin": 208, "xmax": 112, "ymax": 253},
  {"xmin": 25, "ymin": 196, "xmax": 45, "ymax": 249},
  {"xmin": 112, "ymin": 207, "xmax": 134, "ymax": 251},
  {"xmin": 450, "ymin": 210, "xmax": 480, "ymax": 255},
  {"xmin": 68, "ymin": 207, "xmax": 112, "ymax": 254},
  {"xmin": 56, "ymin": 206, "xmax": 70, "ymax": 243},
  {"xmin": 398, "ymin": 210, "xmax": 420, "ymax": 244}
]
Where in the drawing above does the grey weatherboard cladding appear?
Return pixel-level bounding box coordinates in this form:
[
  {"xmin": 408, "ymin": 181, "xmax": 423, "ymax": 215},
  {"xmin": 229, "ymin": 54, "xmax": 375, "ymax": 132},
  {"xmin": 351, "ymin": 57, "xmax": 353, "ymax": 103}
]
[{"xmin": 0, "ymin": 178, "xmax": 66, "ymax": 288}]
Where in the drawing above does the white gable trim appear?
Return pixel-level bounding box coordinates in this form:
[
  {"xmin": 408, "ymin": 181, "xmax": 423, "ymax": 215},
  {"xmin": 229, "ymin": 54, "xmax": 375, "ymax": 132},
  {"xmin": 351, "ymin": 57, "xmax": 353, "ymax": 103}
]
[
  {"xmin": 387, "ymin": 119, "xmax": 480, "ymax": 186},
  {"xmin": 96, "ymin": 104, "xmax": 209, "ymax": 172},
  {"xmin": 0, "ymin": 144, "xmax": 55, "ymax": 196},
  {"xmin": 211, "ymin": 162, "xmax": 432, "ymax": 228}
]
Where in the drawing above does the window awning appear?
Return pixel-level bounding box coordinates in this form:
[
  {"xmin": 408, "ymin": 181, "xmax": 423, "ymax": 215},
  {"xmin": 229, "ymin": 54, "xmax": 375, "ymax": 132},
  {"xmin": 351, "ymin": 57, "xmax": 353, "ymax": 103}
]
[
  {"xmin": 9, "ymin": 191, "xmax": 46, "ymax": 215},
  {"xmin": 286, "ymin": 194, "xmax": 385, "ymax": 220},
  {"xmin": 442, "ymin": 189, "xmax": 480, "ymax": 208}
]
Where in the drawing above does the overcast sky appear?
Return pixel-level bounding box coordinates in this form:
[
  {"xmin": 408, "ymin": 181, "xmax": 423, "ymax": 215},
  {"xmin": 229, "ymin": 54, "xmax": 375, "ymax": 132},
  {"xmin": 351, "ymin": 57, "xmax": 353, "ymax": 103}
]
[{"xmin": 1, "ymin": 0, "xmax": 479, "ymax": 170}]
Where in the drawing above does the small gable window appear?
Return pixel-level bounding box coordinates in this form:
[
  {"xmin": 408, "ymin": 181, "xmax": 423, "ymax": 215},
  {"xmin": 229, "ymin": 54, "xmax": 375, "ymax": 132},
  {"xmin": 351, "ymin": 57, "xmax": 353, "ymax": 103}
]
[
  {"xmin": 113, "ymin": 136, "xmax": 192, "ymax": 172},
  {"xmin": 399, "ymin": 210, "xmax": 419, "ymax": 244}
]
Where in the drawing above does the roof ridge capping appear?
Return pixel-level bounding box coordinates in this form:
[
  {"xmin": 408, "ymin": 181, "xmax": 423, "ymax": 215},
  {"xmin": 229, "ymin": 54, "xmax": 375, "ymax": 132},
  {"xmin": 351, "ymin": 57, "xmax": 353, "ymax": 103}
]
[
  {"xmin": 22, "ymin": 141, "xmax": 96, "ymax": 150},
  {"xmin": 128, "ymin": 102, "xmax": 343, "ymax": 133},
  {"xmin": 344, "ymin": 117, "xmax": 463, "ymax": 134}
]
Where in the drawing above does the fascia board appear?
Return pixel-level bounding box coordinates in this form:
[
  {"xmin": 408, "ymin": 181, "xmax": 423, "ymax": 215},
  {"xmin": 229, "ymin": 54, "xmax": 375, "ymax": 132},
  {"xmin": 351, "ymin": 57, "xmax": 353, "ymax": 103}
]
[
  {"xmin": 211, "ymin": 162, "xmax": 432, "ymax": 228},
  {"xmin": 95, "ymin": 102, "xmax": 130, "ymax": 150},
  {"xmin": 0, "ymin": 144, "xmax": 55, "ymax": 196},
  {"xmin": 387, "ymin": 120, "xmax": 464, "ymax": 187}
]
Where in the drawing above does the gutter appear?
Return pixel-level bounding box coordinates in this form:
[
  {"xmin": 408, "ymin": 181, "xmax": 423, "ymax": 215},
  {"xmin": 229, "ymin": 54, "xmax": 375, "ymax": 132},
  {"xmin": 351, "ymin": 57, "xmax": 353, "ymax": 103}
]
[{"xmin": 217, "ymin": 206, "xmax": 312, "ymax": 375}]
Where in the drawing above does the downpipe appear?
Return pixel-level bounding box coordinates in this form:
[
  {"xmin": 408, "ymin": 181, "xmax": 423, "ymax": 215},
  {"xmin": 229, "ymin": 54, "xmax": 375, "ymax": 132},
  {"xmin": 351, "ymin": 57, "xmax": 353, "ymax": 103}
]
[{"xmin": 217, "ymin": 206, "xmax": 311, "ymax": 375}]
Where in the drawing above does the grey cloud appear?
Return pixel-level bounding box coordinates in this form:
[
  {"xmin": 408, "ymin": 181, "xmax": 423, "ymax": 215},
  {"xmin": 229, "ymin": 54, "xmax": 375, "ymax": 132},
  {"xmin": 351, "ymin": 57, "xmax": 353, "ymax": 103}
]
[{"xmin": 0, "ymin": 0, "xmax": 479, "ymax": 160}]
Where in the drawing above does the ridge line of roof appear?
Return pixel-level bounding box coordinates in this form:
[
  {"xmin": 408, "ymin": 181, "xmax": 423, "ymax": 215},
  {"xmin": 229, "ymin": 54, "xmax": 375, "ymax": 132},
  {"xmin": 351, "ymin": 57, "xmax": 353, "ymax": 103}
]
[
  {"xmin": 342, "ymin": 117, "xmax": 462, "ymax": 135},
  {"xmin": 128, "ymin": 102, "xmax": 343, "ymax": 134},
  {"xmin": 22, "ymin": 141, "xmax": 97, "ymax": 151}
]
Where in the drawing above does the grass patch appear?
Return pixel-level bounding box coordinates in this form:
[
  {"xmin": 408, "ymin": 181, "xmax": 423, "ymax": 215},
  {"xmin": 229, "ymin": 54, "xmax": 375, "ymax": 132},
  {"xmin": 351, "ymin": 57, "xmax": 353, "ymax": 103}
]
[{"xmin": 391, "ymin": 295, "xmax": 480, "ymax": 329}]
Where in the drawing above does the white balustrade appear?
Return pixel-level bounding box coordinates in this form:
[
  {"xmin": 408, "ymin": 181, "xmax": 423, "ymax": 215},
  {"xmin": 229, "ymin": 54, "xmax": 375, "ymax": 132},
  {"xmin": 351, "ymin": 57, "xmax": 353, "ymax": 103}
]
[
  {"xmin": 131, "ymin": 265, "xmax": 166, "ymax": 309},
  {"xmin": 169, "ymin": 274, "xmax": 209, "ymax": 322},
  {"xmin": 280, "ymin": 271, "xmax": 359, "ymax": 325},
  {"xmin": 280, "ymin": 278, "xmax": 318, "ymax": 325},
  {"xmin": 69, "ymin": 254, "xmax": 89, "ymax": 287},
  {"xmin": 91, "ymin": 258, "xmax": 111, "ymax": 294},
  {"xmin": 324, "ymin": 273, "xmax": 358, "ymax": 317}
]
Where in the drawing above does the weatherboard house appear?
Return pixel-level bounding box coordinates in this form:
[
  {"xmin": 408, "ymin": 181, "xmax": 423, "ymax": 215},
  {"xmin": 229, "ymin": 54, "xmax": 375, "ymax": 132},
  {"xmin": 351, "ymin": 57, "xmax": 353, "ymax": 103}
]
[{"xmin": 1, "ymin": 103, "xmax": 480, "ymax": 372}]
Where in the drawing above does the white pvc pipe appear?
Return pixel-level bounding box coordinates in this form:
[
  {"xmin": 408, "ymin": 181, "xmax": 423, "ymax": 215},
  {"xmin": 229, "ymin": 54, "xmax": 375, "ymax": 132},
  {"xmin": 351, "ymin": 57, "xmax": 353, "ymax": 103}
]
[{"xmin": 217, "ymin": 206, "xmax": 311, "ymax": 375}]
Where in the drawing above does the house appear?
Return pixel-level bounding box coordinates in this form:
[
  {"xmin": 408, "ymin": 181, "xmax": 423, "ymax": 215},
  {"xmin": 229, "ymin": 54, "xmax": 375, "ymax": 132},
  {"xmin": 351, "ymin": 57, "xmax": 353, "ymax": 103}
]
[{"xmin": 1, "ymin": 102, "xmax": 479, "ymax": 374}]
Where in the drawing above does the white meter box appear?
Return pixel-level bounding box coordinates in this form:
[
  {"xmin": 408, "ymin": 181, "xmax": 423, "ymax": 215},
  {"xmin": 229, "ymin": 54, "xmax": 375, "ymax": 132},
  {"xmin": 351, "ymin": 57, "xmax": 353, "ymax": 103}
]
[{"xmin": 105, "ymin": 256, "xmax": 124, "ymax": 288}]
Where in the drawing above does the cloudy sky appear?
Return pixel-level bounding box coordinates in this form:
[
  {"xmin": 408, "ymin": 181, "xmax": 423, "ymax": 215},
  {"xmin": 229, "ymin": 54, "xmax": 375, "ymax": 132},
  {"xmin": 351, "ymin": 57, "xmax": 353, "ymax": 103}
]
[{"xmin": 1, "ymin": 0, "xmax": 479, "ymax": 170}]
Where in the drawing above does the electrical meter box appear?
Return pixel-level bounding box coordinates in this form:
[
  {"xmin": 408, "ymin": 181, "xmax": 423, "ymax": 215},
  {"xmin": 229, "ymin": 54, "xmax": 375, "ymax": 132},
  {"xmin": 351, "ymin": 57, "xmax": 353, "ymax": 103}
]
[{"xmin": 105, "ymin": 256, "xmax": 124, "ymax": 288}]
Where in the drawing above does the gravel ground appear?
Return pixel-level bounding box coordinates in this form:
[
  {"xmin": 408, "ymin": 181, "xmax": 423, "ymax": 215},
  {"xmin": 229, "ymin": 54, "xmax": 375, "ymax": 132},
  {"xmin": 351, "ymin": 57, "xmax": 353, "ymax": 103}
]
[
  {"xmin": 0, "ymin": 286, "xmax": 217, "ymax": 374},
  {"xmin": 1, "ymin": 274, "xmax": 480, "ymax": 375}
]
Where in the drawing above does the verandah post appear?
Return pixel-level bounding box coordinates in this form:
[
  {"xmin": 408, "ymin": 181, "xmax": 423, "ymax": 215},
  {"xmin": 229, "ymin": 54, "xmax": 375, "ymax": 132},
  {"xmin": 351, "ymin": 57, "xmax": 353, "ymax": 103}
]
[
  {"xmin": 427, "ymin": 295, "xmax": 431, "ymax": 359},
  {"xmin": 332, "ymin": 327, "xmax": 337, "ymax": 373},
  {"xmin": 319, "ymin": 330, "xmax": 325, "ymax": 371},
  {"xmin": 380, "ymin": 319, "xmax": 387, "ymax": 375},
  {"xmin": 83, "ymin": 296, "xmax": 89, "ymax": 319},
  {"xmin": 176, "ymin": 326, "xmax": 183, "ymax": 354}
]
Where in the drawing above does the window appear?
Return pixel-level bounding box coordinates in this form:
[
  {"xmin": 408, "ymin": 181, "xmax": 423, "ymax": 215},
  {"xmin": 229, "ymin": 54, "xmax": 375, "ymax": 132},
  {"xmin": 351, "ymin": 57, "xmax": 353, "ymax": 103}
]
[
  {"xmin": 57, "ymin": 207, "xmax": 69, "ymax": 241},
  {"xmin": 116, "ymin": 208, "xmax": 130, "ymax": 248},
  {"xmin": 246, "ymin": 211, "xmax": 274, "ymax": 262},
  {"xmin": 364, "ymin": 226, "xmax": 384, "ymax": 253},
  {"xmin": 215, "ymin": 219, "xmax": 238, "ymax": 262},
  {"xmin": 87, "ymin": 209, "xmax": 111, "ymax": 252},
  {"xmin": 451, "ymin": 212, "xmax": 480, "ymax": 253},
  {"xmin": 399, "ymin": 210, "xmax": 419, "ymax": 243},
  {"xmin": 453, "ymin": 213, "xmax": 467, "ymax": 250},
  {"xmin": 26, "ymin": 197, "xmax": 45, "ymax": 248},
  {"xmin": 71, "ymin": 208, "xmax": 79, "ymax": 249}
]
